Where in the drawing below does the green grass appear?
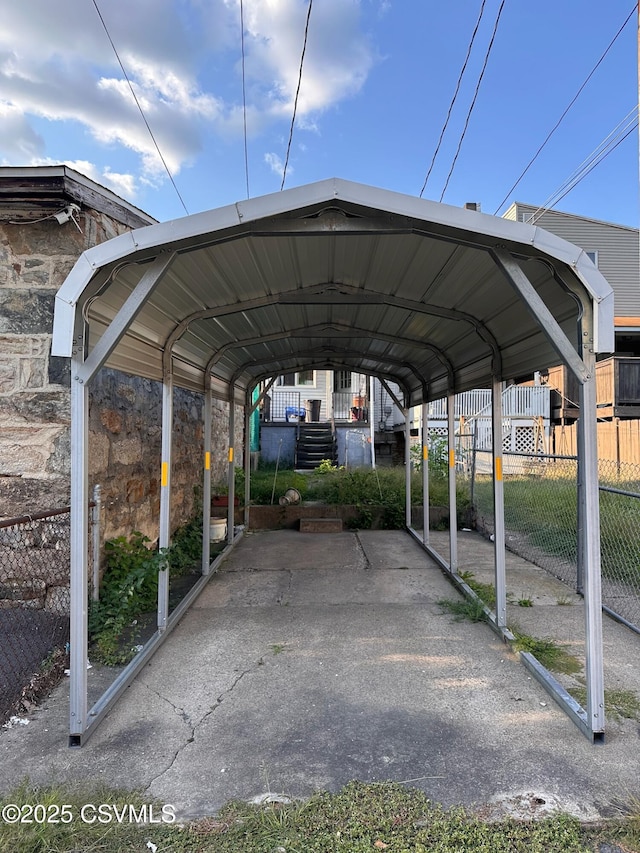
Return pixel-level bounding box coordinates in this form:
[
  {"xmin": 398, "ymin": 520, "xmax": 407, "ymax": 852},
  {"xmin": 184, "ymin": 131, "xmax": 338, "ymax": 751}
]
[
  {"xmin": 239, "ymin": 466, "xmax": 471, "ymax": 529},
  {"xmin": 510, "ymin": 628, "xmax": 582, "ymax": 676},
  {"xmin": 2, "ymin": 779, "xmax": 639, "ymax": 853},
  {"xmin": 458, "ymin": 570, "xmax": 496, "ymax": 609},
  {"xmin": 437, "ymin": 597, "xmax": 487, "ymax": 622},
  {"xmin": 568, "ymin": 687, "xmax": 640, "ymax": 722},
  {"xmin": 474, "ymin": 471, "xmax": 640, "ymax": 585}
]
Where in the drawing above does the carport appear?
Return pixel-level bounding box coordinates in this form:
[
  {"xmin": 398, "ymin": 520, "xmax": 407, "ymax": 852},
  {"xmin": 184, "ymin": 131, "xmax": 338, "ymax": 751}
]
[{"xmin": 52, "ymin": 178, "xmax": 613, "ymax": 746}]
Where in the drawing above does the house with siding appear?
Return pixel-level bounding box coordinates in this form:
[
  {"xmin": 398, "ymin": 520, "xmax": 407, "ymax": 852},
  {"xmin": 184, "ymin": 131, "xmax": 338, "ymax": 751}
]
[{"xmin": 504, "ymin": 203, "xmax": 640, "ymax": 423}]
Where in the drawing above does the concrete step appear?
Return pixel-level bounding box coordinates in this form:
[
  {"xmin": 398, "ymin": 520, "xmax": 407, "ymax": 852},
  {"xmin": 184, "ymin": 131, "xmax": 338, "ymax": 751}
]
[{"xmin": 299, "ymin": 517, "xmax": 343, "ymax": 533}]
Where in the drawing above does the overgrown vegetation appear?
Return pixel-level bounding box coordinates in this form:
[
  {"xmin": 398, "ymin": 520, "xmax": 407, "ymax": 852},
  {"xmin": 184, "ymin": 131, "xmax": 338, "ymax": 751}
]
[
  {"xmin": 89, "ymin": 515, "xmax": 205, "ymax": 666},
  {"xmin": 240, "ymin": 456, "xmax": 471, "ymax": 530},
  {"xmin": 2, "ymin": 779, "xmax": 639, "ymax": 853}
]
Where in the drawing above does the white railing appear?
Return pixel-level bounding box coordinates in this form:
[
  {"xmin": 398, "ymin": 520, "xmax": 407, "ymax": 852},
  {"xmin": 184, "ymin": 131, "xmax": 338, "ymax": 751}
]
[{"xmin": 427, "ymin": 386, "xmax": 549, "ymax": 420}]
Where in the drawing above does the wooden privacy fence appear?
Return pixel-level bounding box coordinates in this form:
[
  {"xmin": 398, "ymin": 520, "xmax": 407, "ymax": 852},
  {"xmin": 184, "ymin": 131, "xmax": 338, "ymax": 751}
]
[{"xmin": 552, "ymin": 419, "xmax": 640, "ymax": 465}]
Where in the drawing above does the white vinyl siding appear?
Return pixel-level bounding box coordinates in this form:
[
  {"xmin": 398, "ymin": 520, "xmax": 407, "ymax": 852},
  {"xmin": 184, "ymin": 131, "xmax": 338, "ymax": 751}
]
[{"xmin": 504, "ymin": 203, "xmax": 640, "ymax": 317}]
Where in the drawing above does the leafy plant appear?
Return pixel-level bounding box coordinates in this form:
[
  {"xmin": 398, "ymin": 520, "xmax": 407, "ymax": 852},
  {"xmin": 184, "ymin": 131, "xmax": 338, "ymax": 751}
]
[
  {"xmin": 316, "ymin": 458, "xmax": 342, "ymax": 473},
  {"xmin": 89, "ymin": 532, "xmax": 164, "ymax": 665}
]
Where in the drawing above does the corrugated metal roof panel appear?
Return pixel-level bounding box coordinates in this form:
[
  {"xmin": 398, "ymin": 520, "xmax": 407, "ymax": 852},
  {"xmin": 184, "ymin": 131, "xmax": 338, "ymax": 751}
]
[{"xmin": 52, "ymin": 179, "xmax": 615, "ymax": 404}]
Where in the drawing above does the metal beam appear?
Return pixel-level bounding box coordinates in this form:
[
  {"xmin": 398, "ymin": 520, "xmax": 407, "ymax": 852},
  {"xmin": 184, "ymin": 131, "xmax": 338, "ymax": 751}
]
[
  {"xmin": 227, "ymin": 390, "xmax": 236, "ymax": 545},
  {"xmin": 78, "ymin": 252, "xmax": 175, "ymax": 384},
  {"xmin": 422, "ymin": 402, "xmax": 429, "ymax": 545},
  {"xmin": 578, "ymin": 349, "xmax": 606, "ymax": 738},
  {"xmin": 492, "ymin": 249, "xmax": 589, "ymax": 383},
  {"xmin": 202, "ymin": 386, "xmax": 212, "ymax": 574},
  {"xmin": 447, "ymin": 390, "xmax": 458, "ymax": 572},
  {"xmin": 68, "ymin": 354, "xmax": 89, "ymax": 745},
  {"xmin": 158, "ymin": 373, "xmax": 173, "ymax": 632},
  {"xmin": 492, "ymin": 377, "xmax": 507, "ymax": 628},
  {"xmin": 405, "ymin": 407, "xmax": 412, "ymax": 528}
]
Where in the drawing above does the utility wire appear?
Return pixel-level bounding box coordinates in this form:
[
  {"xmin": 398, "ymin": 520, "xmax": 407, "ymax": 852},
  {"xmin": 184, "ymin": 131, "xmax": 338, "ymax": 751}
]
[
  {"xmin": 281, "ymin": 0, "xmax": 313, "ymax": 191},
  {"xmin": 91, "ymin": 0, "xmax": 190, "ymax": 216},
  {"xmin": 439, "ymin": 0, "xmax": 507, "ymax": 202},
  {"xmin": 492, "ymin": 3, "xmax": 637, "ymax": 215},
  {"xmin": 419, "ymin": 0, "xmax": 488, "ymax": 198},
  {"xmin": 240, "ymin": 0, "xmax": 250, "ymax": 199},
  {"xmin": 526, "ymin": 107, "xmax": 638, "ymax": 222}
]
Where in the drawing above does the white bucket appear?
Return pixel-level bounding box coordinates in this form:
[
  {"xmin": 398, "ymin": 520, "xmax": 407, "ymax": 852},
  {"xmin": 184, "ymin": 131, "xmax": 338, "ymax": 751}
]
[{"xmin": 210, "ymin": 517, "xmax": 227, "ymax": 542}]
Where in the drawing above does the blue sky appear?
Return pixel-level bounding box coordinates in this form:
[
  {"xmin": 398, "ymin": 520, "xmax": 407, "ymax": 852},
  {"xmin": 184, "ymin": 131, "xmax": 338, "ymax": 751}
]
[{"xmin": 1, "ymin": 0, "xmax": 637, "ymax": 226}]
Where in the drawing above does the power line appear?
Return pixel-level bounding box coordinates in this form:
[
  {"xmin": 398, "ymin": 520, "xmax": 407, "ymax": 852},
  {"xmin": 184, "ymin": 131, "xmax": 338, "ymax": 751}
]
[
  {"xmin": 419, "ymin": 0, "xmax": 488, "ymax": 198},
  {"xmin": 281, "ymin": 0, "xmax": 313, "ymax": 191},
  {"xmin": 526, "ymin": 107, "xmax": 638, "ymax": 222},
  {"xmin": 91, "ymin": 0, "xmax": 190, "ymax": 216},
  {"xmin": 492, "ymin": 3, "xmax": 637, "ymax": 216},
  {"xmin": 439, "ymin": 0, "xmax": 508, "ymax": 203},
  {"xmin": 240, "ymin": 0, "xmax": 250, "ymax": 199}
]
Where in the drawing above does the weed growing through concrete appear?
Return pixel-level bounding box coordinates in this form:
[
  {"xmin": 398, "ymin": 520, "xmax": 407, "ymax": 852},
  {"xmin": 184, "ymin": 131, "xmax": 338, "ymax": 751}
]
[
  {"xmin": 510, "ymin": 628, "xmax": 582, "ymax": 676},
  {"xmin": 568, "ymin": 686, "xmax": 640, "ymax": 722},
  {"xmin": 437, "ymin": 597, "xmax": 487, "ymax": 623},
  {"xmin": 458, "ymin": 570, "xmax": 496, "ymax": 609}
]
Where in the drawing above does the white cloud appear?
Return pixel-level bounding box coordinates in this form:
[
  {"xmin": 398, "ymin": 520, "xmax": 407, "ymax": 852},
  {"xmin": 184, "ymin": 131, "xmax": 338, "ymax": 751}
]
[
  {"xmin": 242, "ymin": 0, "xmax": 374, "ymax": 117},
  {"xmin": 0, "ymin": 0, "xmax": 376, "ymax": 190},
  {"xmin": 264, "ymin": 152, "xmax": 286, "ymax": 177}
]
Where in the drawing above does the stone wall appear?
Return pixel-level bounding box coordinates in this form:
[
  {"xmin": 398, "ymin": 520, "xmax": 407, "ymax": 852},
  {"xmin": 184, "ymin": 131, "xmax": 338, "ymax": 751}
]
[
  {"xmin": 0, "ymin": 202, "xmax": 244, "ymax": 541},
  {"xmin": 89, "ymin": 369, "xmax": 243, "ymax": 543},
  {"xmin": 0, "ymin": 211, "xmax": 131, "ymax": 517}
]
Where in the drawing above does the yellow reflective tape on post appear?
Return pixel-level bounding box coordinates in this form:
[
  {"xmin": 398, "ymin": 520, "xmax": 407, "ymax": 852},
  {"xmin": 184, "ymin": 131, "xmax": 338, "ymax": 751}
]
[
  {"xmin": 204, "ymin": 452, "xmax": 210, "ymax": 471},
  {"xmin": 423, "ymin": 446, "xmax": 428, "ymax": 461},
  {"xmin": 495, "ymin": 457, "xmax": 503, "ymax": 481},
  {"xmin": 228, "ymin": 447, "xmax": 234, "ymax": 463},
  {"xmin": 161, "ymin": 462, "xmax": 168, "ymax": 487},
  {"xmin": 449, "ymin": 449, "xmax": 455, "ymax": 468}
]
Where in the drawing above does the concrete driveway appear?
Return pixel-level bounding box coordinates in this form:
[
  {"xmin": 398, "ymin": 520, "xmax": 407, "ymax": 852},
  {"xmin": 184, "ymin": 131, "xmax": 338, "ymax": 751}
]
[{"xmin": 1, "ymin": 529, "xmax": 639, "ymax": 820}]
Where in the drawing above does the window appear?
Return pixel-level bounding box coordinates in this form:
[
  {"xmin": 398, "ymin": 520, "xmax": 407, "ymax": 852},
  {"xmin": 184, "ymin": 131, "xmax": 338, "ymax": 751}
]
[
  {"xmin": 585, "ymin": 250, "xmax": 598, "ymax": 268},
  {"xmin": 278, "ymin": 371, "xmax": 315, "ymax": 387},
  {"xmin": 333, "ymin": 370, "xmax": 352, "ymax": 392}
]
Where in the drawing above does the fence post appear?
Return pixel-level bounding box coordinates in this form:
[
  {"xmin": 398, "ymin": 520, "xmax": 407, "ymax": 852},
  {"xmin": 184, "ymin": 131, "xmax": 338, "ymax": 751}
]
[{"xmin": 91, "ymin": 484, "xmax": 101, "ymax": 601}]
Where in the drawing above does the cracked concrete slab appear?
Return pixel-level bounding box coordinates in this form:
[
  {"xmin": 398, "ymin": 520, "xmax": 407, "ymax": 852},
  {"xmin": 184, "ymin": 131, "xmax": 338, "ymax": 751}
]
[{"xmin": 1, "ymin": 529, "xmax": 639, "ymax": 822}]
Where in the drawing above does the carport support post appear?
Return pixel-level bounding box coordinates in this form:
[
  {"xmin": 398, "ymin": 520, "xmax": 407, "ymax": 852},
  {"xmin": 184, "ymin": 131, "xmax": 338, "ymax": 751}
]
[
  {"xmin": 447, "ymin": 391, "xmax": 458, "ymax": 572},
  {"xmin": 202, "ymin": 386, "xmax": 212, "ymax": 574},
  {"xmin": 227, "ymin": 393, "xmax": 235, "ymax": 544},
  {"xmin": 158, "ymin": 374, "xmax": 173, "ymax": 632},
  {"xmin": 404, "ymin": 407, "xmax": 412, "ymax": 527},
  {"xmin": 69, "ymin": 356, "xmax": 89, "ymax": 743},
  {"xmin": 244, "ymin": 393, "xmax": 252, "ymax": 527},
  {"xmin": 578, "ymin": 356, "xmax": 605, "ymax": 735},
  {"xmin": 422, "ymin": 402, "xmax": 429, "ymax": 545},
  {"xmin": 492, "ymin": 378, "xmax": 507, "ymax": 628}
]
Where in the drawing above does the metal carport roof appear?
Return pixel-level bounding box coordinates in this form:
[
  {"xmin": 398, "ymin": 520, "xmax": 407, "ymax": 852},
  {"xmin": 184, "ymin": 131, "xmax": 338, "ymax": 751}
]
[
  {"xmin": 52, "ymin": 178, "xmax": 614, "ymax": 401},
  {"xmin": 51, "ymin": 178, "xmax": 612, "ymax": 747}
]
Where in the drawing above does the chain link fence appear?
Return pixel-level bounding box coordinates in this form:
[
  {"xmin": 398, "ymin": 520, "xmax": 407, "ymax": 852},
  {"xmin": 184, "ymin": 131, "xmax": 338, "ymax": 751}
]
[
  {"xmin": 470, "ymin": 450, "xmax": 640, "ymax": 633},
  {"xmin": 0, "ymin": 504, "xmax": 97, "ymax": 726}
]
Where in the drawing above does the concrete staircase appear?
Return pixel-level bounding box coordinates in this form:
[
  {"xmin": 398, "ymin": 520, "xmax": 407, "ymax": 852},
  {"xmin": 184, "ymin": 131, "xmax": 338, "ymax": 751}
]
[{"xmin": 295, "ymin": 423, "xmax": 337, "ymax": 470}]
